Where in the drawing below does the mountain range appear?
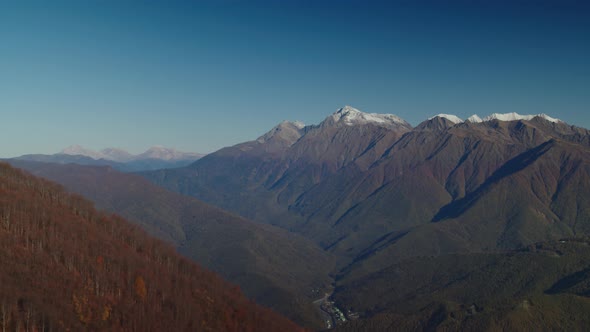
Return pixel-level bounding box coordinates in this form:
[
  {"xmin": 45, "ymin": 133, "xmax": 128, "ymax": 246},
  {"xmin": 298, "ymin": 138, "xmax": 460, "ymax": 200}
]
[
  {"xmin": 138, "ymin": 105, "xmax": 590, "ymax": 329},
  {"xmin": 143, "ymin": 106, "xmax": 589, "ymax": 259},
  {"xmin": 61, "ymin": 145, "xmax": 204, "ymax": 162},
  {"xmin": 14, "ymin": 145, "xmax": 204, "ymax": 172},
  {"xmin": 6, "ymin": 105, "xmax": 590, "ymax": 330}
]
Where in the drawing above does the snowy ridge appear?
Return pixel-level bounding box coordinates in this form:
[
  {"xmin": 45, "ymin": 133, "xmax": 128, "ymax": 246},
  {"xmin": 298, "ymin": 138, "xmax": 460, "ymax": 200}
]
[
  {"xmin": 483, "ymin": 112, "xmax": 561, "ymax": 123},
  {"xmin": 426, "ymin": 112, "xmax": 561, "ymax": 125},
  {"xmin": 318, "ymin": 107, "xmax": 562, "ymax": 131},
  {"xmin": 291, "ymin": 121, "xmax": 306, "ymax": 129},
  {"xmin": 429, "ymin": 114, "xmax": 463, "ymax": 124},
  {"xmin": 466, "ymin": 115, "xmax": 483, "ymax": 123},
  {"xmin": 323, "ymin": 106, "xmax": 411, "ymax": 129}
]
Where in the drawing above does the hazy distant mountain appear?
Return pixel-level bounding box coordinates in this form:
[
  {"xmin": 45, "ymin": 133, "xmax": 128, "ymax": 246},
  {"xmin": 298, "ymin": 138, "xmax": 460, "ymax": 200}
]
[
  {"xmin": 136, "ymin": 145, "xmax": 203, "ymax": 161},
  {"xmin": 15, "ymin": 145, "xmax": 205, "ymax": 172},
  {"xmin": 60, "ymin": 144, "xmax": 108, "ymax": 160},
  {"xmin": 100, "ymin": 147, "xmax": 135, "ymax": 162},
  {"xmin": 13, "ymin": 153, "xmax": 123, "ymax": 168},
  {"xmin": 59, "ymin": 144, "xmax": 204, "ymax": 162}
]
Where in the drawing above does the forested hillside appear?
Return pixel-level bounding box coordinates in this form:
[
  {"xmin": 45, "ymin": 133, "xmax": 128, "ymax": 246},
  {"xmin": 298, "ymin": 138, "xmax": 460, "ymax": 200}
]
[
  {"xmin": 0, "ymin": 163, "xmax": 302, "ymax": 331},
  {"xmin": 8, "ymin": 159, "xmax": 334, "ymax": 329}
]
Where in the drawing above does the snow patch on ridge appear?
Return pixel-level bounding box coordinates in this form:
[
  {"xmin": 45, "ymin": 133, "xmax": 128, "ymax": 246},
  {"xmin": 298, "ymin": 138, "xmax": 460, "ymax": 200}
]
[
  {"xmin": 429, "ymin": 114, "xmax": 463, "ymax": 124},
  {"xmin": 291, "ymin": 121, "xmax": 305, "ymax": 129},
  {"xmin": 60, "ymin": 145, "xmax": 107, "ymax": 160},
  {"xmin": 483, "ymin": 113, "xmax": 561, "ymax": 123},
  {"xmin": 325, "ymin": 106, "xmax": 410, "ymax": 129},
  {"xmin": 466, "ymin": 115, "xmax": 483, "ymax": 123}
]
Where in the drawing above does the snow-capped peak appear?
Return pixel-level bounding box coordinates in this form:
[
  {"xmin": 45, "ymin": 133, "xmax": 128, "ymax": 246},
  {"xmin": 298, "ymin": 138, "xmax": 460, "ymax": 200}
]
[
  {"xmin": 483, "ymin": 112, "xmax": 561, "ymax": 123},
  {"xmin": 428, "ymin": 114, "xmax": 463, "ymax": 124},
  {"xmin": 466, "ymin": 114, "xmax": 483, "ymax": 123},
  {"xmin": 60, "ymin": 145, "xmax": 107, "ymax": 160},
  {"xmin": 322, "ymin": 106, "xmax": 411, "ymax": 129},
  {"xmin": 535, "ymin": 114, "xmax": 561, "ymax": 123}
]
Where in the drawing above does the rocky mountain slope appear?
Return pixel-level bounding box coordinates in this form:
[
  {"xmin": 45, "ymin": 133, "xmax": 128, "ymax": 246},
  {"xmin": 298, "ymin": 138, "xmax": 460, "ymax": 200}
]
[
  {"xmin": 334, "ymin": 238, "xmax": 590, "ymax": 331},
  {"xmin": 142, "ymin": 107, "xmax": 590, "ymax": 261},
  {"xmin": 139, "ymin": 106, "xmax": 590, "ymax": 329}
]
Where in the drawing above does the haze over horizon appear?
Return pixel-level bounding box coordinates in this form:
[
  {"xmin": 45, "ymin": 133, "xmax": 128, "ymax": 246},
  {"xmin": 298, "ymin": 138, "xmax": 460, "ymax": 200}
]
[{"xmin": 2, "ymin": 0, "xmax": 589, "ymax": 157}]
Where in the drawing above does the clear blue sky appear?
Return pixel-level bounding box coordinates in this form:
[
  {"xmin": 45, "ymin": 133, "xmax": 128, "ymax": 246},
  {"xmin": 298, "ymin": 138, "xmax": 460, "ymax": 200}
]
[{"xmin": 1, "ymin": 0, "xmax": 589, "ymax": 157}]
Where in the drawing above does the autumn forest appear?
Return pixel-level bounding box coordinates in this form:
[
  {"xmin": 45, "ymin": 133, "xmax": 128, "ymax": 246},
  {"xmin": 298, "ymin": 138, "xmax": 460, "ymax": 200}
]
[{"xmin": 0, "ymin": 163, "xmax": 301, "ymax": 331}]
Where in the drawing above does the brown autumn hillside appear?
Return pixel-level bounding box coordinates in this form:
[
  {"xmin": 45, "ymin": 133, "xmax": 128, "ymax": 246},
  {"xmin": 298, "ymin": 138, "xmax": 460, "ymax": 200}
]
[{"xmin": 0, "ymin": 162, "xmax": 302, "ymax": 331}]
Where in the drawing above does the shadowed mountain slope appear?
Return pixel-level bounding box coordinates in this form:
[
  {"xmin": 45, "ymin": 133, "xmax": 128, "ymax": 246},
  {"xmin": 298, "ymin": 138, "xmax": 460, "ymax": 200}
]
[
  {"xmin": 333, "ymin": 238, "xmax": 590, "ymax": 331},
  {"xmin": 336, "ymin": 134, "xmax": 590, "ymax": 282},
  {"xmin": 144, "ymin": 107, "xmax": 411, "ymax": 233}
]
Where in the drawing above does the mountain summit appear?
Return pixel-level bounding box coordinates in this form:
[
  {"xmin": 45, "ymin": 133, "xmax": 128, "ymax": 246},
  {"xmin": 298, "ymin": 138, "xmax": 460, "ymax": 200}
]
[
  {"xmin": 257, "ymin": 120, "xmax": 306, "ymax": 145},
  {"xmin": 320, "ymin": 106, "xmax": 412, "ymax": 130},
  {"xmin": 428, "ymin": 114, "xmax": 463, "ymax": 123}
]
